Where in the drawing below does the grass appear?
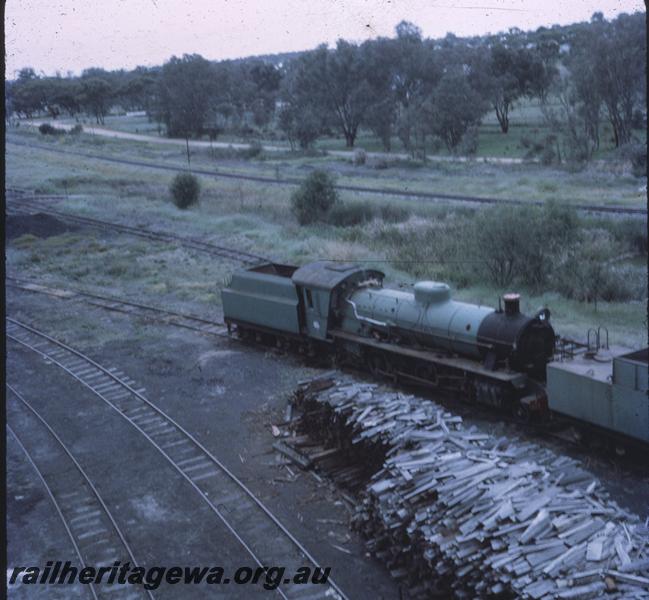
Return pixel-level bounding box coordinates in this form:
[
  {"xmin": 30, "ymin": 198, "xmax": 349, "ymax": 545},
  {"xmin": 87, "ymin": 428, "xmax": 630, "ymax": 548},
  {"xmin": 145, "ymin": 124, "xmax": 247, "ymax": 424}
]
[
  {"xmin": 6, "ymin": 128, "xmax": 647, "ymax": 349},
  {"xmin": 52, "ymin": 96, "xmax": 646, "ymax": 160},
  {"xmin": 7, "ymin": 127, "xmax": 646, "ymax": 209}
]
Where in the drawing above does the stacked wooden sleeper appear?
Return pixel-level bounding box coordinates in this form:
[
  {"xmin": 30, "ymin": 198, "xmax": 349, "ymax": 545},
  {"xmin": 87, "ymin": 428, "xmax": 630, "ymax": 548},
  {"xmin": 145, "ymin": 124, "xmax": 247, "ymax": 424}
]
[{"xmin": 292, "ymin": 375, "xmax": 649, "ymax": 599}]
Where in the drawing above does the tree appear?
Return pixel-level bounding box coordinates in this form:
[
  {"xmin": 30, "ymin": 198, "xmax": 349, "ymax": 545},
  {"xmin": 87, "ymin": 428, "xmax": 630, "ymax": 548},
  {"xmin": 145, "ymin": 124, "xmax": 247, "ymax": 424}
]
[
  {"xmin": 48, "ymin": 78, "xmax": 82, "ymax": 118},
  {"xmin": 157, "ymin": 54, "xmax": 216, "ymax": 138},
  {"xmin": 10, "ymin": 69, "xmax": 46, "ymax": 118},
  {"xmin": 279, "ymin": 50, "xmax": 328, "ymax": 148},
  {"xmin": 117, "ymin": 70, "xmax": 158, "ymax": 112},
  {"xmin": 391, "ymin": 23, "xmax": 439, "ymax": 154},
  {"xmin": 278, "ymin": 104, "xmax": 320, "ymax": 150},
  {"xmin": 282, "ymin": 41, "xmax": 380, "ymax": 148},
  {"xmin": 588, "ymin": 13, "xmax": 645, "ymax": 147},
  {"xmin": 470, "ymin": 44, "xmax": 555, "ymax": 134},
  {"xmin": 359, "ymin": 38, "xmax": 397, "ymax": 151},
  {"xmin": 424, "ymin": 72, "xmax": 488, "ymax": 151},
  {"xmin": 316, "ymin": 41, "xmax": 375, "ymax": 148},
  {"xmin": 248, "ymin": 61, "xmax": 282, "ymax": 127},
  {"xmin": 79, "ymin": 77, "xmax": 113, "ymax": 124}
]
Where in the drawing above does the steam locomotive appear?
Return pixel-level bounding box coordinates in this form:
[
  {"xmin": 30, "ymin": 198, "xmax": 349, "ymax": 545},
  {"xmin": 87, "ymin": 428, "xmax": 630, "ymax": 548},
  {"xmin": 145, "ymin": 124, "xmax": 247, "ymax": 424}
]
[{"xmin": 222, "ymin": 261, "xmax": 556, "ymax": 418}]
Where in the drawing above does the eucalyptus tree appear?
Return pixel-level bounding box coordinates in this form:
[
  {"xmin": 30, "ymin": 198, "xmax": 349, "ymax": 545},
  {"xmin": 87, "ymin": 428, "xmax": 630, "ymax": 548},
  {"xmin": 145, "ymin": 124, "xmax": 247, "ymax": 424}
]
[{"xmin": 157, "ymin": 54, "xmax": 216, "ymax": 138}]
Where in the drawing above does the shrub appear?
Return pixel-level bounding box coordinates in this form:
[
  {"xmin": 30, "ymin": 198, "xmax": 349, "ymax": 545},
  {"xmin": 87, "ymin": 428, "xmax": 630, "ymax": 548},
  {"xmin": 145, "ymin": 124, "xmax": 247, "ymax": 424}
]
[
  {"xmin": 353, "ymin": 148, "xmax": 367, "ymax": 166},
  {"xmin": 620, "ymin": 143, "xmax": 647, "ymax": 177},
  {"xmin": 522, "ymin": 134, "xmax": 557, "ymax": 165},
  {"xmin": 470, "ymin": 201, "xmax": 579, "ymax": 289},
  {"xmin": 378, "ymin": 204, "xmax": 410, "ymax": 223},
  {"xmin": 553, "ymin": 231, "xmax": 636, "ymax": 306},
  {"xmin": 39, "ymin": 123, "xmax": 65, "ymax": 136},
  {"xmin": 70, "ymin": 124, "xmax": 83, "ymax": 135},
  {"xmin": 610, "ymin": 218, "xmax": 648, "ymax": 254},
  {"xmin": 459, "ymin": 126, "xmax": 479, "ymax": 156},
  {"xmin": 291, "ymin": 170, "xmax": 339, "ymax": 225},
  {"xmin": 328, "ymin": 202, "xmax": 374, "ymax": 227},
  {"xmin": 540, "ymin": 145, "xmax": 557, "ymax": 166},
  {"xmin": 240, "ymin": 140, "xmax": 263, "ymax": 159},
  {"xmin": 520, "ymin": 136, "xmax": 532, "ymax": 149},
  {"xmin": 170, "ymin": 173, "xmax": 201, "ymax": 209}
]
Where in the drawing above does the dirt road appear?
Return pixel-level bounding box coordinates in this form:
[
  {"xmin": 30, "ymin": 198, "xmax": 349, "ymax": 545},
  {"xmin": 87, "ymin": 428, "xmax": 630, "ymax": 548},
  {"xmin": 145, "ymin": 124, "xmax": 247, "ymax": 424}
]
[{"xmin": 28, "ymin": 119, "xmax": 529, "ymax": 165}]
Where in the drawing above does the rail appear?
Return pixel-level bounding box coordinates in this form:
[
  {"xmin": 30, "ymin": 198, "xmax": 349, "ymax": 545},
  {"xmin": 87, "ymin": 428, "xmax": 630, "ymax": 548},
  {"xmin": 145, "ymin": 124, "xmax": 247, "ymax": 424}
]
[
  {"xmin": 7, "ymin": 140, "xmax": 647, "ymax": 216},
  {"xmin": 6, "ymin": 194, "xmax": 268, "ymax": 265},
  {"xmin": 7, "ymin": 384, "xmax": 155, "ymax": 600},
  {"xmin": 7, "ymin": 317, "xmax": 348, "ymax": 600}
]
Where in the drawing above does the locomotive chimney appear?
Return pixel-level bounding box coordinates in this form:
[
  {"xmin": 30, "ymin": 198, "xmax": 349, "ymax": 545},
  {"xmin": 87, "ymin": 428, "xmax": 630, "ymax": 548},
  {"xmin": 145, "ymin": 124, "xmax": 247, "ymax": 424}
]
[{"xmin": 503, "ymin": 293, "xmax": 520, "ymax": 316}]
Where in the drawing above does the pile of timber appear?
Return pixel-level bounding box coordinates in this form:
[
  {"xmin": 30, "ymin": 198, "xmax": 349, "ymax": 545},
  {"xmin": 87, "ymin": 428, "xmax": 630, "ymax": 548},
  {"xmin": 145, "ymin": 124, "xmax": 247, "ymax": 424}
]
[{"xmin": 292, "ymin": 374, "xmax": 649, "ymax": 599}]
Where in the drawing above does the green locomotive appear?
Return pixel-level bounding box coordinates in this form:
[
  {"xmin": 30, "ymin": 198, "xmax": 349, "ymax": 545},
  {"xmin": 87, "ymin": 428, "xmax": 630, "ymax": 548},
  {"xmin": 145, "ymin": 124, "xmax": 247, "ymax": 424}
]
[{"xmin": 222, "ymin": 261, "xmax": 555, "ymax": 416}]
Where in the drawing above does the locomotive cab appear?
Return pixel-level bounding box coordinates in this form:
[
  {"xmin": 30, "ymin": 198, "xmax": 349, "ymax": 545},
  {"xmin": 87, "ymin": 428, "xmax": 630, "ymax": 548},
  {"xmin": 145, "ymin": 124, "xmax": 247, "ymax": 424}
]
[{"xmin": 291, "ymin": 261, "xmax": 385, "ymax": 340}]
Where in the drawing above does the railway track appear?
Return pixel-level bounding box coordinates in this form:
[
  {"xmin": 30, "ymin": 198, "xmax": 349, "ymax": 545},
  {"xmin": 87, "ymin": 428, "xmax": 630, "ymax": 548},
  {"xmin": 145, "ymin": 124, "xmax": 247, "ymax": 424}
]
[
  {"xmin": 7, "ymin": 138, "xmax": 647, "ymax": 216},
  {"xmin": 7, "ymin": 384, "xmax": 154, "ymax": 600},
  {"xmin": 6, "ymin": 275, "xmax": 229, "ymax": 337},
  {"xmin": 6, "ymin": 192, "xmax": 268, "ymax": 266},
  {"xmin": 7, "ymin": 317, "xmax": 348, "ymax": 600}
]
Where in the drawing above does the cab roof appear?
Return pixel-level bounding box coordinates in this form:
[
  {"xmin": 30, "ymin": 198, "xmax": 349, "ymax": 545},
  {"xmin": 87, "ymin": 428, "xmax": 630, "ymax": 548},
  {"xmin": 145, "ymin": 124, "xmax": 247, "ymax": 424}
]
[{"xmin": 291, "ymin": 261, "xmax": 384, "ymax": 291}]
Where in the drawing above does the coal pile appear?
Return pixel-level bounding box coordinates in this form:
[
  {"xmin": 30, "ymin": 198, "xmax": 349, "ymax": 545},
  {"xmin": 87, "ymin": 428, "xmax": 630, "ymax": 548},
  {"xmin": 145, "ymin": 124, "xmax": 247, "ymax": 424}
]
[
  {"xmin": 291, "ymin": 374, "xmax": 649, "ymax": 599},
  {"xmin": 6, "ymin": 213, "xmax": 78, "ymax": 241}
]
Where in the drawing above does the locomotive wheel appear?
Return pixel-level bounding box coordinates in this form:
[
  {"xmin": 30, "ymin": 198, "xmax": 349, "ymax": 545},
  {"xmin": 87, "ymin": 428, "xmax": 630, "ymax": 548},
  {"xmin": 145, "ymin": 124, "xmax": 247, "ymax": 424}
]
[
  {"xmin": 514, "ymin": 403, "xmax": 532, "ymax": 423},
  {"xmin": 415, "ymin": 364, "xmax": 438, "ymax": 387},
  {"xmin": 367, "ymin": 352, "xmax": 388, "ymax": 378}
]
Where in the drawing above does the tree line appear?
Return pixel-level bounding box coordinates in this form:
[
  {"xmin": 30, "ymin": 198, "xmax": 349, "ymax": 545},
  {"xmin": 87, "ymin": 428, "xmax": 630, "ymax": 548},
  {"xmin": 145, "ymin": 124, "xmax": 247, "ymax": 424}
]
[{"xmin": 6, "ymin": 11, "xmax": 645, "ymax": 160}]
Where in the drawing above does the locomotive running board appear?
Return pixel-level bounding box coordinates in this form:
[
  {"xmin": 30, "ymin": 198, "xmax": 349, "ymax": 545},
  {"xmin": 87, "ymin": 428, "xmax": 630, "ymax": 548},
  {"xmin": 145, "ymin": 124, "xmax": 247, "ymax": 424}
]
[{"xmin": 331, "ymin": 330, "xmax": 528, "ymax": 388}]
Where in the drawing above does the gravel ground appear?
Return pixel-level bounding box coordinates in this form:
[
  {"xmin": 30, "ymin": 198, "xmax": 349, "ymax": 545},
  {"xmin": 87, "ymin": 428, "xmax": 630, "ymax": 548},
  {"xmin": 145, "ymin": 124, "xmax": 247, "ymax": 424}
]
[{"xmin": 6, "ymin": 286, "xmax": 400, "ymax": 599}]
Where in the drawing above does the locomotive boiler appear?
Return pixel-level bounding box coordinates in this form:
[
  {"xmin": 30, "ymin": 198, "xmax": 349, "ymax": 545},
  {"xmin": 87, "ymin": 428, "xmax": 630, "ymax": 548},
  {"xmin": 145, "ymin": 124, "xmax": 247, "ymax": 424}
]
[
  {"xmin": 222, "ymin": 261, "xmax": 556, "ymax": 416},
  {"xmin": 339, "ymin": 280, "xmax": 554, "ymax": 379}
]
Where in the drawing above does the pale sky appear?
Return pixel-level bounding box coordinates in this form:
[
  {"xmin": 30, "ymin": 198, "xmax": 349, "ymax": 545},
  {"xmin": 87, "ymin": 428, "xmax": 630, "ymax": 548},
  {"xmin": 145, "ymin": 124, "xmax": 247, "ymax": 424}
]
[{"xmin": 5, "ymin": 0, "xmax": 645, "ymax": 77}]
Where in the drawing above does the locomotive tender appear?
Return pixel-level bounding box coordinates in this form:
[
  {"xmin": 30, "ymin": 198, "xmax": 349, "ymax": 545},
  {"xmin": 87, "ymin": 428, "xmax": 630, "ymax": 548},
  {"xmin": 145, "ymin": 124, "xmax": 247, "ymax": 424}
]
[{"xmin": 222, "ymin": 261, "xmax": 556, "ymax": 416}]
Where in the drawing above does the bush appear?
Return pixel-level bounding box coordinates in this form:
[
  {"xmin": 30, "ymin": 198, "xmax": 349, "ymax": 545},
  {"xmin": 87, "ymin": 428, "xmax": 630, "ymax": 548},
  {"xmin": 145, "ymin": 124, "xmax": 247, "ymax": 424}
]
[
  {"xmin": 540, "ymin": 144, "xmax": 557, "ymax": 166},
  {"xmin": 522, "ymin": 134, "xmax": 557, "ymax": 165},
  {"xmin": 353, "ymin": 148, "xmax": 367, "ymax": 166},
  {"xmin": 470, "ymin": 201, "xmax": 579, "ymax": 289},
  {"xmin": 378, "ymin": 204, "xmax": 410, "ymax": 223},
  {"xmin": 620, "ymin": 143, "xmax": 647, "ymax": 177},
  {"xmin": 291, "ymin": 170, "xmax": 339, "ymax": 225},
  {"xmin": 610, "ymin": 218, "xmax": 648, "ymax": 254},
  {"xmin": 240, "ymin": 140, "xmax": 263, "ymax": 159},
  {"xmin": 328, "ymin": 202, "xmax": 374, "ymax": 227},
  {"xmin": 459, "ymin": 126, "xmax": 479, "ymax": 156},
  {"xmin": 170, "ymin": 173, "xmax": 201, "ymax": 209},
  {"xmin": 39, "ymin": 123, "xmax": 65, "ymax": 136},
  {"xmin": 69, "ymin": 124, "xmax": 83, "ymax": 135},
  {"xmin": 553, "ymin": 231, "xmax": 637, "ymax": 305},
  {"xmin": 325, "ymin": 201, "xmax": 410, "ymax": 227}
]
